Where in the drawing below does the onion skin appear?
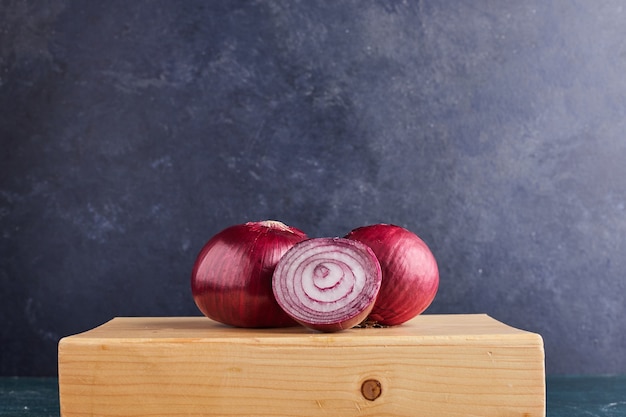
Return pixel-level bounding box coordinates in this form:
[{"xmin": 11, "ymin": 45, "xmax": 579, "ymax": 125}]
[
  {"xmin": 345, "ymin": 224, "xmax": 439, "ymax": 326},
  {"xmin": 272, "ymin": 237, "xmax": 382, "ymax": 332},
  {"xmin": 191, "ymin": 220, "xmax": 307, "ymax": 328}
]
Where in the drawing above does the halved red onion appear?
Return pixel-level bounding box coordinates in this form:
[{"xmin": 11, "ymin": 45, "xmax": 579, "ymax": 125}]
[
  {"xmin": 345, "ymin": 224, "xmax": 439, "ymax": 326},
  {"xmin": 191, "ymin": 220, "xmax": 307, "ymax": 328},
  {"xmin": 272, "ymin": 237, "xmax": 382, "ymax": 332}
]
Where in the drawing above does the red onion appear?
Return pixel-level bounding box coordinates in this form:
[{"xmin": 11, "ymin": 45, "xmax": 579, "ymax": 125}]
[
  {"xmin": 272, "ymin": 237, "xmax": 382, "ymax": 332},
  {"xmin": 345, "ymin": 224, "xmax": 439, "ymax": 326},
  {"xmin": 191, "ymin": 220, "xmax": 307, "ymax": 328}
]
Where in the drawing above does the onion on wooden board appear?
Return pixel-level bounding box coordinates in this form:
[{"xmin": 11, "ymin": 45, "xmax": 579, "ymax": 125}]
[
  {"xmin": 272, "ymin": 237, "xmax": 382, "ymax": 332},
  {"xmin": 191, "ymin": 220, "xmax": 307, "ymax": 328},
  {"xmin": 345, "ymin": 224, "xmax": 439, "ymax": 326}
]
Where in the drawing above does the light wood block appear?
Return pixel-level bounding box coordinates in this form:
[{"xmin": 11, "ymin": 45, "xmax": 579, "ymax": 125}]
[{"xmin": 58, "ymin": 314, "xmax": 545, "ymax": 416}]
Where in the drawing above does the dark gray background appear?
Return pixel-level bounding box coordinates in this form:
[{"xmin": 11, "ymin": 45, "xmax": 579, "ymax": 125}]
[{"xmin": 2, "ymin": 1, "xmax": 625, "ymax": 376}]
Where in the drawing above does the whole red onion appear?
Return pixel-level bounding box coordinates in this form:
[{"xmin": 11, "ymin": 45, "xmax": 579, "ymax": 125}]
[
  {"xmin": 272, "ymin": 237, "xmax": 382, "ymax": 332},
  {"xmin": 345, "ymin": 224, "xmax": 439, "ymax": 326},
  {"xmin": 191, "ymin": 220, "xmax": 307, "ymax": 328}
]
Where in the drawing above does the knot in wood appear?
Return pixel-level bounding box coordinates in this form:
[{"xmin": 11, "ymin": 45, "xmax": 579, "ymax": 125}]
[{"xmin": 361, "ymin": 379, "xmax": 382, "ymax": 401}]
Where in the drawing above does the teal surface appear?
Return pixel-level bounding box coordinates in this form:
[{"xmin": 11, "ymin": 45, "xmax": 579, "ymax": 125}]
[
  {"xmin": 0, "ymin": 378, "xmax": 59, "ymax": 417},
  {"xmin": 1, "ymin": 376, "xmax": 625, "ymax": 416},
  {"xmin": 547, "ymin": 376, "xmax": 626, "ymax": 417}
]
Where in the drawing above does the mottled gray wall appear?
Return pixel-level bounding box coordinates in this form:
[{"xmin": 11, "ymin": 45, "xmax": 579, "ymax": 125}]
[{"xmin": 2, "ymin": 1, "xmax": 625, "ymax": 376}]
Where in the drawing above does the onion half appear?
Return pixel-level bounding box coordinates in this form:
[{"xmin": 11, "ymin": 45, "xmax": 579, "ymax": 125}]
[
  {"xmin": 191, "ymin": 220, "xmax": 307, "ymax": 328},
  {"xmin": 272, "ymin": 237, "xmax": 382, "ymax": 332},
  {"xmin": 345, "ymin": 224, "xmax": 439, "ymax": 326}
]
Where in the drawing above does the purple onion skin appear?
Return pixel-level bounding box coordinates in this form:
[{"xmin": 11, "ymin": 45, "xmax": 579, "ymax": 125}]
[
  {"xmin": 304, "ymin": 307, "xmax": 375, "ymax": 333},
  {"xmin": 191, "ymin": 221, "xmax": 307, "ymax": 328},
  {"xmin": 345, "ymin": 224, "xmax": 439, "ymax": 326}
]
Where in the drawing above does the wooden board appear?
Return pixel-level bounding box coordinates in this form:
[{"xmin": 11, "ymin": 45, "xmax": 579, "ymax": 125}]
[{"xmin": 58, "ymin": 314, "xmax": 545, "ymax": 417}]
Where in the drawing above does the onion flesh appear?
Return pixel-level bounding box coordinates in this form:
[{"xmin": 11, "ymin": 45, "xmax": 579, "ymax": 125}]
[
  {"xmin": 345, "ymin": 224, "xmax": 439, "ymax": 326},
  {"xmin": 191, "ymin": 220, "xmax": 307, "ymax": 328},
  {"xmin": 272, "ymin": 237, "xmax": 382, "ymax": 332}
]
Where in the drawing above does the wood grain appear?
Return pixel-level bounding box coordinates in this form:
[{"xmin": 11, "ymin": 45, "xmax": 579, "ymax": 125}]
[{"xmin": 58, "ymin": 314, "xmax": 545, "ymax": 417}]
